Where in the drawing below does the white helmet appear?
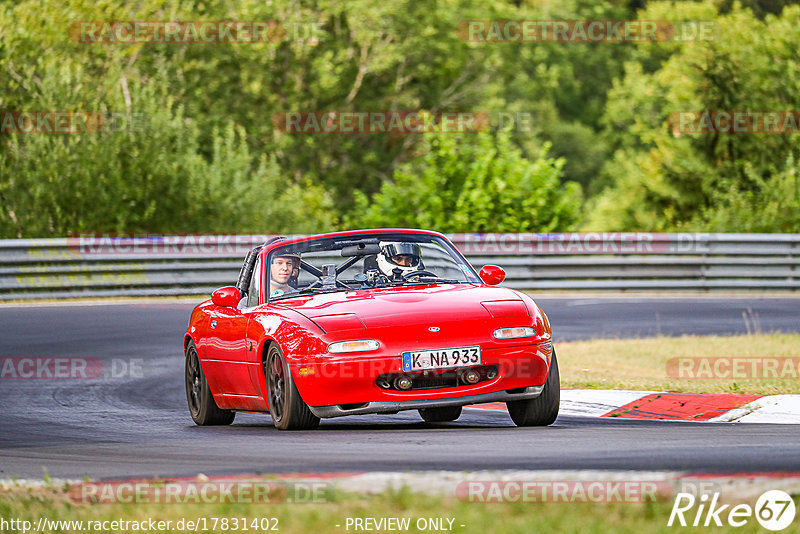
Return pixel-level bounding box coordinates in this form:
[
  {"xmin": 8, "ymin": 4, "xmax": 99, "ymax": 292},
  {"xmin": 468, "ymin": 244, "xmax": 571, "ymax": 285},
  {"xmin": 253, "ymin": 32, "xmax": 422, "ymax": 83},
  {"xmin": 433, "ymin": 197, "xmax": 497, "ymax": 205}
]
[{"xmin": 377, "ymin": 241, "xmax": 422, "ymax": 278}]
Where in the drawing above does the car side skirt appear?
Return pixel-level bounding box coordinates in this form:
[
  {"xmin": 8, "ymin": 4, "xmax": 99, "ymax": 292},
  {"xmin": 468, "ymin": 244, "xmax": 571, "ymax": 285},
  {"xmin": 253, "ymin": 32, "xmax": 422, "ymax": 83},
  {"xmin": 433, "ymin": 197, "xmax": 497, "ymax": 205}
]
[{"xmin": 308, "ymin": 385, "xmax": 544, "ymax": 418}]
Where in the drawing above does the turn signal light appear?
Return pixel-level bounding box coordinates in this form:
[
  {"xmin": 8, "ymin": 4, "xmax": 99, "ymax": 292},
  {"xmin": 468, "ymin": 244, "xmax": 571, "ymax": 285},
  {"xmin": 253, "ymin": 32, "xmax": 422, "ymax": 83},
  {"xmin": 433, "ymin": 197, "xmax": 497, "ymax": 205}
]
[
  {"xmin": 493, "ymin": 327, "xmax": 536, "ymax": 339},
  {"xmin": 327, "ymin": 340, "xmax": 380, "ymax": 353}
]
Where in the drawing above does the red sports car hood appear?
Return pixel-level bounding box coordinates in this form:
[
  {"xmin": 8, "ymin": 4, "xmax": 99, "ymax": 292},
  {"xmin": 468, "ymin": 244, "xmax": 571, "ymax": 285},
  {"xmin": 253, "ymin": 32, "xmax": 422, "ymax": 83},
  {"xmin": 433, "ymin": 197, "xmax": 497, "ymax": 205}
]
[{"xmin": 273, "ymin": 284, "xmax": 532, "ymax": 333}]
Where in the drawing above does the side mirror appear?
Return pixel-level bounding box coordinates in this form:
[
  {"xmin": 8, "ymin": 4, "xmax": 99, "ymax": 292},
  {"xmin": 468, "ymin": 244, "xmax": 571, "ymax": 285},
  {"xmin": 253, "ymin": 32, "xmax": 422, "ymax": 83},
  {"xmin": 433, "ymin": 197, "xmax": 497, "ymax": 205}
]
[
  {"xmin": 211, "ymin": 286, "xmax": 241, "ymax": 307},
  {"xmin": 479, "ymin": 265, "xmax": 505, "ymax": 285}
]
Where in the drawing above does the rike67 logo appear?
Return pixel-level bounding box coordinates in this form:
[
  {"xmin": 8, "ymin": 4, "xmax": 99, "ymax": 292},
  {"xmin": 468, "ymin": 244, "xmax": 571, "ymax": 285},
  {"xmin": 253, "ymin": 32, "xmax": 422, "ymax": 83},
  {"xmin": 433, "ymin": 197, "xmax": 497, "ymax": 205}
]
[{"xmin": 668, "ymin": 490, "xmax": 796, "ymax": 531}]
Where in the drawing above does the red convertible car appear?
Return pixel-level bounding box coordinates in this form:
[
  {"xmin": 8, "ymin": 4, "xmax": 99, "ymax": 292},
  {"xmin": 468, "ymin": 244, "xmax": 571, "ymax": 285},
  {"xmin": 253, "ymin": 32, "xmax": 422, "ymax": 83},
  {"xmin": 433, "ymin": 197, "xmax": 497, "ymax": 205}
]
[{"xmin": 184, "ymin": 229, "xmax": 558, "ymax": 430}]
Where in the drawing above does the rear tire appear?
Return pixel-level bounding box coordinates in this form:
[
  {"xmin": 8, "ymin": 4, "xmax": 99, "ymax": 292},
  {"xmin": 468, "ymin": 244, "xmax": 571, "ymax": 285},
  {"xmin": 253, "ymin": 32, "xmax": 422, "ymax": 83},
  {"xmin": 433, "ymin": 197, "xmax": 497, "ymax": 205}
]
[
  {"xmin": 419, "ymin": 406, "xmax": 462, "ymax": 422},
  {"xmin": 506, "ymin": 350, "xmax": 560, "ymax": 427},
  {"xmin": 265, "ymin": 344, "xmax": 320, "ymax": 430},
  {"xmin": 185, "ymin": 341, "xmax": 235, "ymax": 426}
]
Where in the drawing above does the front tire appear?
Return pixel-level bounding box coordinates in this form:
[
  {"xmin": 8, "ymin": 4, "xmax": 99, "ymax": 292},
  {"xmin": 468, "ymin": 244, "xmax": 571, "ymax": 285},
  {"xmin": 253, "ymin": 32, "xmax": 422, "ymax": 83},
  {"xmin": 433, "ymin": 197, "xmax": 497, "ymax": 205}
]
[
  {"xmin": 185, "ymin": 341, "xmax": 235, "ymax": 426},
  {"xmin": 265, "ymin": 344, "xmax": 320, "ymax": 430},
  {"xmin": 419, "ymin": 406, "xmax": 462, "ymax": 422},
  {"xmin": 506, "ymin": 350, "xmax": 560, "ymax": 427}
]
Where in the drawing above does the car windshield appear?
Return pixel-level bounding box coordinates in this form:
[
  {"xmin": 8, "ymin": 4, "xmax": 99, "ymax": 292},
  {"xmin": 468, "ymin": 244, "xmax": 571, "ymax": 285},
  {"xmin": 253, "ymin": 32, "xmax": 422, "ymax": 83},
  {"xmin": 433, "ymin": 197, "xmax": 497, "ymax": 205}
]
[{"xmin": 265, "ymin": 232, "xmax": 480, "ymax": 301}]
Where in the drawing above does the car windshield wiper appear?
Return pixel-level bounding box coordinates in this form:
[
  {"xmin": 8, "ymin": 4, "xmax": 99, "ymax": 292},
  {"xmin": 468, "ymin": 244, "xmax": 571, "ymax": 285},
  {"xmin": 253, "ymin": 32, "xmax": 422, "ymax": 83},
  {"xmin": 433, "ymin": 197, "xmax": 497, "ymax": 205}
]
[
  {"xmin": 271, "ymin": 278, "xmax": 462, "ymax": 298},
  {"xmin": 270, "ymin": 286, "xmax": 345, "ymax": 300},
  {"xmin": 397, "ymin": 277, "xmax": 462, "ymax": 286}
]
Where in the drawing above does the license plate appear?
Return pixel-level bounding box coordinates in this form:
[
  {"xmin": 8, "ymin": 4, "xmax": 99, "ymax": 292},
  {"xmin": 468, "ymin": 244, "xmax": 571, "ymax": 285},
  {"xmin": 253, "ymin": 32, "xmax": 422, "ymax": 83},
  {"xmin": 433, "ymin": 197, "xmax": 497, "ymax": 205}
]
[{"xmin": 402, "ymin": 346, "xmax": 481, "ymax": 372}]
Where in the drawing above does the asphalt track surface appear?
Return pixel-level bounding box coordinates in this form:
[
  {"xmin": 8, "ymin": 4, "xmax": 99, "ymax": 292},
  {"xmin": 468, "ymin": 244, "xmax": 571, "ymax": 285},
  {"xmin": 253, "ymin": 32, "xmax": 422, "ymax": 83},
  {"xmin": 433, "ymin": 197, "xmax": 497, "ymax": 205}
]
[{"xmin": 1, "ymin": 297, "xmax": 799, "ymax": 480}]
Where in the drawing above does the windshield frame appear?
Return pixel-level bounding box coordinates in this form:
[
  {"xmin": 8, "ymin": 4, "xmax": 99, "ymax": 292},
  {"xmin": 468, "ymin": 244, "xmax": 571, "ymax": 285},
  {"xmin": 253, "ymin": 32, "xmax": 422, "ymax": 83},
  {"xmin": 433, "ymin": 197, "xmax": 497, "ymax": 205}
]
[{"xmin": 262, "ymin": 231, "xmax": 479, "ymax": 303}]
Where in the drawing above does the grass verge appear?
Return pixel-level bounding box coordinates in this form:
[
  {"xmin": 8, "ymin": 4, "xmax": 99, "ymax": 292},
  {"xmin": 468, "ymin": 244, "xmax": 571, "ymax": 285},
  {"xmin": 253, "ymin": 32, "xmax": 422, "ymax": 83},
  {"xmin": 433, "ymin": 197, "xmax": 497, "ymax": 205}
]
[
  {"xmin": 558, "ymin": 333, "xmax": 800, "ymax": 394},
  {"xmin": 1, "ymin": 484, "xmax": 795, "ymax": 534}
]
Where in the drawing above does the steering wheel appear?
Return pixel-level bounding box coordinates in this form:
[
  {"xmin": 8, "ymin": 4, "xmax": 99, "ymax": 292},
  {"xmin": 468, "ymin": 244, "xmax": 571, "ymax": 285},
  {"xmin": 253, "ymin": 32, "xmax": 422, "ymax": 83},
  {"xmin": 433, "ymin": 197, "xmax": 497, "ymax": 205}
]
[{"xmin": 402, "ymin": 269, "xmax": 438, "ymax": 279}]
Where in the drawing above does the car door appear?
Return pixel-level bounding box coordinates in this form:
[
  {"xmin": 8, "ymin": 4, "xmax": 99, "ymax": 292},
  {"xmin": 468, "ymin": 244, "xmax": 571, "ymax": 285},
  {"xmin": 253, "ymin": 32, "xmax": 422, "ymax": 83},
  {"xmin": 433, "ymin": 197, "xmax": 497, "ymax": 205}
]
[
  {"xmin": 204, "ymin": 305, "xmax": 250, "ymax": 398},
  {"xmin": 201, "ymin": 258, "xmax": 259, "ymax": 401},
  {"xmin": 242, "ymin": 256, "xmax": 271, "ymax": 409}
]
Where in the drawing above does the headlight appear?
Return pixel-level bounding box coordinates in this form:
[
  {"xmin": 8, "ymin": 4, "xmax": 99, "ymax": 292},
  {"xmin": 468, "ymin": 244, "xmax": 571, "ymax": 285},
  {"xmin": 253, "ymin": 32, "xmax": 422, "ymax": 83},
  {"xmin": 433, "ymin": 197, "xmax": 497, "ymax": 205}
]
[
  {"xmin": 327, "ymin": 340, "xmax": 380, "ymax": 353},
  {"xmin": 493, "ymin": 327, "xmax": 536, "ymax": 339}
]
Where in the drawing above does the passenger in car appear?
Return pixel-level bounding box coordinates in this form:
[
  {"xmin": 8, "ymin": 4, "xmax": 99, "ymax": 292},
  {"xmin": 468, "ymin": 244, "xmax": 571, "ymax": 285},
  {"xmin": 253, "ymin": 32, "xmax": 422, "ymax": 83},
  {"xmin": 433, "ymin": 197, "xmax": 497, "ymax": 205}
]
[{"xmin": 269, "ymin": 253, "xmax": 300, "ymax": 297}]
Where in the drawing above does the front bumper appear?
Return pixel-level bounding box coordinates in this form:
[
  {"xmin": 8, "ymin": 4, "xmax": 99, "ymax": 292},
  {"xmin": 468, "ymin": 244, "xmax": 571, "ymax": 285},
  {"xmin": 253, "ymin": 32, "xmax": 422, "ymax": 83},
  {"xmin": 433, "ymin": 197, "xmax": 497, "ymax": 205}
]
[
  {"xmin": 308, "ymin": 385, "xmax": 543, "ymax": 418},
  {"xmin": 292, "ymin": 341, "xmax": 551, "ymax": 407}
]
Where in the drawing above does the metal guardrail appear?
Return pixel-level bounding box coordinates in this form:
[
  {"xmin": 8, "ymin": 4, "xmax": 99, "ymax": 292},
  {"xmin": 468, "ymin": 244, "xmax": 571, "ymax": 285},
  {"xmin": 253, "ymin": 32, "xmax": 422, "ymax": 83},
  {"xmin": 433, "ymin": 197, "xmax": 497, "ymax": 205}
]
[{"xmin": 0, "ymin": 233, "xmax": 798, "ymax": 300}]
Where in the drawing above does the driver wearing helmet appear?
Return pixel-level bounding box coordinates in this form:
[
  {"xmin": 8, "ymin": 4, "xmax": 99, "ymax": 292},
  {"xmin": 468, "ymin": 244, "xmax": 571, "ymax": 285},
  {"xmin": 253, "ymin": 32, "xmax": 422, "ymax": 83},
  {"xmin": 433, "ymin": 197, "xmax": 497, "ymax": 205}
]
[
  {"xmin": 376, "ymin": 242, "xmax": 422, "ymax": 280},
  {"xmin": 269, "ymin": 252, "xmax": 300, "ymax": 297}
]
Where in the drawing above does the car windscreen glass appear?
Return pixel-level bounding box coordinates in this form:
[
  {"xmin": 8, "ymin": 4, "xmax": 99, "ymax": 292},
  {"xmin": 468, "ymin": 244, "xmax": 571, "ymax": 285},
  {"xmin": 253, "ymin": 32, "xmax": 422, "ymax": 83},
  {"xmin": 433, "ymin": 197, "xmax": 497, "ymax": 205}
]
[{"xmin": 265, "ymin": 233, "xmax": 480, "ymax": 301}]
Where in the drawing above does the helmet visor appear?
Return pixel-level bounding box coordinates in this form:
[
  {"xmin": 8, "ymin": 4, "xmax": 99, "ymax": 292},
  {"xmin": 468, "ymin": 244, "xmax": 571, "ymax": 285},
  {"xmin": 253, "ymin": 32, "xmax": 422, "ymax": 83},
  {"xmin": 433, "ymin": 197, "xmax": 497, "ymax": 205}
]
[{"xmin": 383, "ymin": 242, "xmax": 421, "ymax": 268}]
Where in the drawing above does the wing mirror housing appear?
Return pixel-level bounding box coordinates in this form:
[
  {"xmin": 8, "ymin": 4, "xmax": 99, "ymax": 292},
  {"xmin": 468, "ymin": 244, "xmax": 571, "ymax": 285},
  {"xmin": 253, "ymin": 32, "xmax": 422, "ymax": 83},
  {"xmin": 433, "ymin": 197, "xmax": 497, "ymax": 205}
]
[
  {"xmin": 211, "ymin": 286, "xmax": 241, "ymax": 307},
  {"xmin": 479, "ymin": 265, "xmax": 506, "ymax": 285}
]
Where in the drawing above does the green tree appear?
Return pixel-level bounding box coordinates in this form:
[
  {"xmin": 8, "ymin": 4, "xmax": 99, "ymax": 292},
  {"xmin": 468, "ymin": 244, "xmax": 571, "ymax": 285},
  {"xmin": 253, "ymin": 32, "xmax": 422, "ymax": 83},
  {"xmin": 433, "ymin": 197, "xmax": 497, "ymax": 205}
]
[
  {"xmin": 586, "ymin": 2, "xmax": 800, "ymax": 231},
  {"xmin": 348, "ymin": 132, "xmax": 582, "ymax": 232},
  {"xmin": 0, "ymin": 0, "xmax": 338, "ymax": 237}
]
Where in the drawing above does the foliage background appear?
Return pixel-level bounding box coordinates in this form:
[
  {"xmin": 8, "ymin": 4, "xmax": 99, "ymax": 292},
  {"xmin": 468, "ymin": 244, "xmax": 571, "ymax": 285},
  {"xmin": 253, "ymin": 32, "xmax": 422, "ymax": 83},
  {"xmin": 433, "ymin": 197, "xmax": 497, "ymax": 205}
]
[{"xmin": 1, "ymin": 0, "xmax": 798, "ymax": 237}]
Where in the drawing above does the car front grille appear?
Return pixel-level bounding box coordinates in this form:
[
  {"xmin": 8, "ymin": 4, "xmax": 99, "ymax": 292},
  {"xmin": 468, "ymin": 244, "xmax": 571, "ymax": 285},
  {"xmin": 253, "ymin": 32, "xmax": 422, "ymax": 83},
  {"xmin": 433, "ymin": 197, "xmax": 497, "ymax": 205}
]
[{"xmin": 375, "ymin": 365, "xmax": 498, "ymax": 391}]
